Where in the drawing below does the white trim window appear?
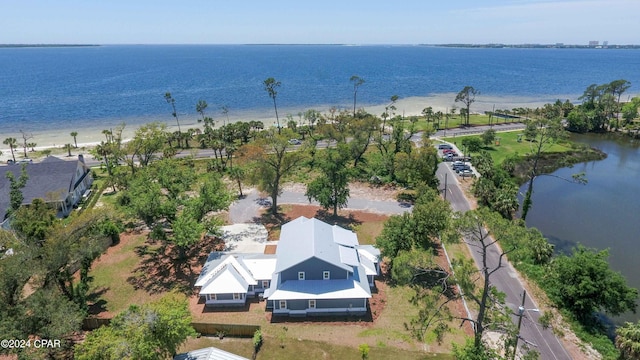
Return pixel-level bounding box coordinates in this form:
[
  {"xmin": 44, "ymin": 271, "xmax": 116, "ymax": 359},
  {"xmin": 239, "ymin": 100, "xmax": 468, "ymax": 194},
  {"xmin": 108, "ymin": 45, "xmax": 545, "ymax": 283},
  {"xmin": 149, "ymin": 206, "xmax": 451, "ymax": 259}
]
[
  {"xmin": 233, "ymin": 293, "xmax": 242, "ymax": 300},
  {"xmin": 280, "ymin": 300, "xmax": 287, "ymax": 309},
  {"xmin": 298, "ymin": 271, "xmax": 305, "ymax": 280},
  {"xmin": 262, "ymin": 280, "xmax": 269, "ymax": 288},
  {"xmin": 309, "ymin": 299, "xmax": 316, "ymax": 309},
  {"xmin": 323, "ymin": 271, "xmax": 330, "ymax": 280}
]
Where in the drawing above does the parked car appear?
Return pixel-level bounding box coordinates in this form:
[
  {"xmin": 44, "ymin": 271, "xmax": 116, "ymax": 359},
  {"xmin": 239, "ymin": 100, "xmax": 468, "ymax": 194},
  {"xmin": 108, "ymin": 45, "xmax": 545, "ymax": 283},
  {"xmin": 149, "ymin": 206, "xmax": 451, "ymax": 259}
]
[
  {"xmin": 288, "ymin": 139, "xmax": 302, "ymax": 145},
  {"xmin": 438, "ymin": 144, "xmax": 453, "ymax": 150},
  {"xmin": 459, "ymin": 170, "xmax": 474, "ymax": 177}
]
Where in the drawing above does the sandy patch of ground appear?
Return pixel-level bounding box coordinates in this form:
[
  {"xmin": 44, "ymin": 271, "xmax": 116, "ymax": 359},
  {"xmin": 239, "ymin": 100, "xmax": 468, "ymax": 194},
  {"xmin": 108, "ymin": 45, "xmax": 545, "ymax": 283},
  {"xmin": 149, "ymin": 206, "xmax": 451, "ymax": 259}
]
[{"xmin": 282, "ymin": 181, "xmax": 401, "ymax": 202}]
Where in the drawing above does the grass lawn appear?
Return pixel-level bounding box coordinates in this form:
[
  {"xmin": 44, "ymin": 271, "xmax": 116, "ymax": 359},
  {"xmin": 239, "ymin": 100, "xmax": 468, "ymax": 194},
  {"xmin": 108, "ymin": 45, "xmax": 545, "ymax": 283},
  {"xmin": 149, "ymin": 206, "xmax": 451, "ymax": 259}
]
[
  {"xmin": 87, "ymin": 233, "xmax": 166, "ymax": 315},
  {"xmin": 180, "ymin": 335, "xmax": 455, "ymax": 360},
  {"xmin": 402, "ymin": 114, "xmax": 518, "ymax": 133},
  {"xmin": 442, "ymin": 130, "xmax": 572, "ymax": 165},
  {"xmin": 87, "ymin": 202, "xmax": 468, "ymax": 357}
]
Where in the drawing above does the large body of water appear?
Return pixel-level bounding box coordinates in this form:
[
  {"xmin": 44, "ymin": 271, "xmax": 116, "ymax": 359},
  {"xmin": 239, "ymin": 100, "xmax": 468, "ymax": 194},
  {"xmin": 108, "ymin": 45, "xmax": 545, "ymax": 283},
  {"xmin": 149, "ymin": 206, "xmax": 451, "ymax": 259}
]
[
  {"xmin": 523, "ymin": 134, "xmax": 640, "ymax": 323},
  {"xmin": 1, "ymin": 45, "xmax": 640, "ymax": 138}
]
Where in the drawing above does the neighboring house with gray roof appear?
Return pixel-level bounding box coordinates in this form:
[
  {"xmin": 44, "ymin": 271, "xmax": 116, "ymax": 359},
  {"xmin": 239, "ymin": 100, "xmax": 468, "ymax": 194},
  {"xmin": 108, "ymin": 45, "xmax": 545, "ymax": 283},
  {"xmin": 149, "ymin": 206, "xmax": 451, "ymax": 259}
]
[
  {"xmin": 263, "ymin": 216, "xmax": 380, "ymax": 317},
  {"xmin": 0, "ymin": 155, "xmax": 93, "ymax": 223},
  {"xmin": 195, "ymin": 252, "xmax": 277, "ymax": 307}
]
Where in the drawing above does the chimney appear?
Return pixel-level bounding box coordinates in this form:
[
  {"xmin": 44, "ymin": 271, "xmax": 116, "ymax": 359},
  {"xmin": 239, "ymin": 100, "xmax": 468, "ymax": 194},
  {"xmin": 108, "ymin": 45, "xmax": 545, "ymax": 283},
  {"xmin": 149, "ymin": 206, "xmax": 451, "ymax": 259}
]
[{"xmin": 78, "ymin": 154, "xmax": 85, "ymax": 164}]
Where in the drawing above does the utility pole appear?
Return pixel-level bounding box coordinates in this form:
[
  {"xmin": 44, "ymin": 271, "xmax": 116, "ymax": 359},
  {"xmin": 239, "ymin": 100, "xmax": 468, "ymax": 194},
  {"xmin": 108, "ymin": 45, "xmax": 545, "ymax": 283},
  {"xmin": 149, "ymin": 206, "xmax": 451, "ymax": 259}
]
[
  {"xmin": 512, "ymin": 289, "xmax": 527, "ymax": 360},
  {"xmin": 443, "ymin": 173, "xmax": 448, "ymax": 201},
  {"xmin": 511, "ymin": 289, "xmax": 538, "ymax": 359}
]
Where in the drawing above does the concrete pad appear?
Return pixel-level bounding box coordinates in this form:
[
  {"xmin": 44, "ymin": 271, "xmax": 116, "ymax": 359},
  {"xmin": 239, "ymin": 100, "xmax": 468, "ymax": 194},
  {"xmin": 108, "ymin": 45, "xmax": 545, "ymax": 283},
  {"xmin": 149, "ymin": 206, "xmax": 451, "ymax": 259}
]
[{"xmin": 220, "ymin": 224, "xmax": 268, "ymax": 253}]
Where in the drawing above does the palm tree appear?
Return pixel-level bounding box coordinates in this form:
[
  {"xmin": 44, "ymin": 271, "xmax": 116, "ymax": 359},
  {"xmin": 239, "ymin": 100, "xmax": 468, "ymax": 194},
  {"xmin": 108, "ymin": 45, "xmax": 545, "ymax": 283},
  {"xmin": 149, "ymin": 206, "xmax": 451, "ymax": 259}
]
[
  {"xmin": 3, "ymin": 137, "xmax": 17, "ymax": 162},
  {"xmin": 221, "ymin": 105, "xmax": 230, "ymax": 127},
  {"xmin": 350, "ymin": 75, "xmax": 365, "ymax": 117},
  {"xmin": 263, "ymin": 78, "xmax": 281, "ymax": 134},
  {"xmin": 27, "ymin": 143, "xmax": 37, "ymax": 152},
  {"xmin": 229, "ymin": 166, "xmax": 245, "ymax": 198},
  {"xmin": 70, "ymin": 131, "xmax": 79, "ymax": 148},
  {"xmin": 164, "ymin": 92, "xmax": 182, "ymax": 143},
  {"xmin": 64, "ymin": 143, "xmax": 73, "ymax": 157}
]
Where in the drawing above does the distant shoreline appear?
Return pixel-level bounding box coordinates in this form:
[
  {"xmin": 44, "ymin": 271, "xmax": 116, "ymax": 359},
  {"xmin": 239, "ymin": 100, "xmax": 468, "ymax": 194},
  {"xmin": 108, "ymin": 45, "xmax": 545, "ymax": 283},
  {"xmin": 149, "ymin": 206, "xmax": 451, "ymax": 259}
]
[
  {"xmin": 0, "ymin": 93, "xmax": 568, "ymax": 163},
  {"xmin": 1, "ymin": 43, "xmax": 639, "ymax": 49},
  {"xmin": 0, "ymin": 44, "xmax": 100, "ymax": 48}
]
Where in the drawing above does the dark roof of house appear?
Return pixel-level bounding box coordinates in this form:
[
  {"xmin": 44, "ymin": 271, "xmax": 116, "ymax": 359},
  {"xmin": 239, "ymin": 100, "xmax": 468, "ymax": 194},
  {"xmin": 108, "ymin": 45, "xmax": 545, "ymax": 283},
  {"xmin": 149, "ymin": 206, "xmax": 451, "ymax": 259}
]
[{"xmin": 0, "ymin": 156, "xmax": 85, "ymax": 221}]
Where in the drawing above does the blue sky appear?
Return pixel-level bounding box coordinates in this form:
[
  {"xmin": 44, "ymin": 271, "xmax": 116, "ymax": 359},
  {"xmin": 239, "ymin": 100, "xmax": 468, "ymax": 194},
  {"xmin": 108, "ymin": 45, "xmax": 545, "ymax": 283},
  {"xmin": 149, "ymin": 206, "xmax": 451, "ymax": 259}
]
[{"xmin": 2, "ymin": 0, "xmax": 639, "ymax": 45}]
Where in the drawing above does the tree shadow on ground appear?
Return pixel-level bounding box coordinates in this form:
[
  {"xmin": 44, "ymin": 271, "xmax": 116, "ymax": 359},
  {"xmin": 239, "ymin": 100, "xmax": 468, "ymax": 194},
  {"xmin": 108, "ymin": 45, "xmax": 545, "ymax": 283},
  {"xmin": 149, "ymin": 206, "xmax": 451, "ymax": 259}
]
[
  {"xmin": 86, "ymin": 287, "xmax": 109, "ymax": 315},
  {"xmin": 126, "ymin": 234, "xmax": 225, "ymax": 296},
  {"xmin": 313, "ymin": 209, "xmax": 362, "ymax": 231}
]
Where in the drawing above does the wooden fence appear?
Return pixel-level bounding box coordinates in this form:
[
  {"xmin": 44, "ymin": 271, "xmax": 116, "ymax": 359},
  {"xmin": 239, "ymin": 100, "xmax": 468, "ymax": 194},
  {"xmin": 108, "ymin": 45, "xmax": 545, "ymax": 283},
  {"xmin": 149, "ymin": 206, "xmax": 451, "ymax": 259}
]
[{"xmin": 83, "ymin": 318, "xmax": 259, "ymax": 338}]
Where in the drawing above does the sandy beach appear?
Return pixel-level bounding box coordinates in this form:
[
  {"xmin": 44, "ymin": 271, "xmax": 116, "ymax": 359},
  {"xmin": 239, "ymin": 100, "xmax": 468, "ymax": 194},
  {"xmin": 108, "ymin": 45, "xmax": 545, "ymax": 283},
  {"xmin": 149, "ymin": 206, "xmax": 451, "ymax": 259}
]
[{"xmin": 0, "ymin": 93, "xmax": 574, "ymax": 164}]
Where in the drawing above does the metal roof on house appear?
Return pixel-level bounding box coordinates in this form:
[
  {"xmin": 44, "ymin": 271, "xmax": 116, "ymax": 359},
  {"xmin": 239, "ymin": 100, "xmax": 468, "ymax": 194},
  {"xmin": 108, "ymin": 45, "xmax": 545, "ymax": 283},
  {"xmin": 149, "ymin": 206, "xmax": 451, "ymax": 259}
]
[
  {"xmin": 196, "ymin": 252, "xmax": 277, "ymax": 295},
  {"xmin": 266, "ymin": 276, "xmax": 371, "ymax": 301},
  {"xmin": 275, "ymin": 216, "xmax": 355, "ymax": 273},
  {"xmin": 199, "ymin": 263, "xmax": 250, "ymax": 295},
  {"xmin": 174, "ymin": 346, "xmax": 249, "ymax": 360}
]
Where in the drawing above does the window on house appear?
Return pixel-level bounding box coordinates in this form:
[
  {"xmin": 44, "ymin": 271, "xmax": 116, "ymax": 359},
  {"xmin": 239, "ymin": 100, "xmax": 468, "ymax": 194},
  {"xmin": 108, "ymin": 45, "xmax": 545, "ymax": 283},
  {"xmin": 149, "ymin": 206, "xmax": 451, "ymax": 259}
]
[
  {"xmin": 280, "ymin": 300, "xmax": 287, "ymax": 309},
  {"xmin": 298, "ymin": 272, "xmax": 305, "ymax": 280},
  {"xmin": 309, "ymin": 299, "xmax": 316, "ymax": 309},
  {"xmin": 210, "ymin": 294, "xmax": 216, "ymax": 301},
  {"xmin": 323, "ymin": 271, "xmax": 330, "ymax": 280},
  {"xmin": 233, "ymin": 293, "xmax": 241, "ymax": 300},
  {"xmin": 262, "ymin": 280, "xmax": 269, "ymax": 288}
]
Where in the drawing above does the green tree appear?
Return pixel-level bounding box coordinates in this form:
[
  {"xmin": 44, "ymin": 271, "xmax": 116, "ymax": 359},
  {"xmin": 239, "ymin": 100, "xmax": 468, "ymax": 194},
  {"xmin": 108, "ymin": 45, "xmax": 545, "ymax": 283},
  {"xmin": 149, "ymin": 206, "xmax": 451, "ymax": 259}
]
[
  {"xmin": 480, "ymin": 128, "xmax": 496, "ymax": 146},
  {"xmin": 71, "ymin": 131, "xmax": 79, "ymax": 148},
  {"xmin": 607, "ymin": 79, "xmax": 631, "ymax": 129},
  {"xmin": 248, "ymin": 132, "xmax": 304, "ymax": 214},
  {"xmin": 548, "ymin": 245, "xmax": 638, "ymax": 321},
  {"xmin": 376, "ymin": 188, "xmax": 450, "ymax": 265},
  {"xmin": 3, "ymin": 137, "xmax": 17, "ymax": 162},
  {"xmin": 358, "ymin": 343, "xmax": 370, "ymax": 360},
  {"xmin": 64, "ymin": 143, "xmax": 73, "ymax": 157},
  {"xmin": 75, "ymin": 294, "xmax": 196, "ymax": 360},
  {"xmin": 126, "ymin": 122, "xmax": 168, "ymax": 170},
  {"xmin": 5, "ymin": 164, "xmax": 29, "ymax": 215},
  {"xmin": 11, "ymin": 198, "xmax": 56, "ymax": 245},
  {"xmin": 616, "ymin": 321, "xmax": 640, "ymax": 360},
  {"xmin": 305, "ymin": 148, "xmax": 350, "ymax": 217},
  {"xmin": 264, "ymin": 77, "xmax": 282, "ymax": 134},
  {"xmin": 455, "ymin": 86, "xmax": 479, "ymax": 126},
  {"xmin": 460, "ymin": 137, "xmax": 483, "ymax": 154},
  {"xmin": 164, "ymin": 92, "xmax": 182, "ymax": 146},
  {"xmin": 520, "ymin": 117, "xmax": 574, "ymax": 221},
  {"xmin": 229, "ymin": 166, "xmax": 246, "ymax": 197},
  {"xmin": 350, "ymin": 75, "xmax": 365, "ymax": 117}
]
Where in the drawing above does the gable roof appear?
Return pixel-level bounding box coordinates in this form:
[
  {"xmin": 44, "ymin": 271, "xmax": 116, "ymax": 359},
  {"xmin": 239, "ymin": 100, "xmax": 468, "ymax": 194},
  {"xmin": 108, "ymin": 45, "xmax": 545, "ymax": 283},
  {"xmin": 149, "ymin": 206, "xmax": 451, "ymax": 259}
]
[
  {"xmin": 274, "ymin": 216, "xmax": 357, "ymax": 273},
  {"xmin": 267, "ymin": 264, "xmax": 372, "ymax": 301},
  {"xmin": 0, "ymin": 157, "xmax": 86, "ymax": 221},
  {"xmin": 174, "ymin": 346, "xmax": 249, "ymax": 360},
  {"xmin": 196, "ymin": 252, "xmax": 277, "ymax": 295}
]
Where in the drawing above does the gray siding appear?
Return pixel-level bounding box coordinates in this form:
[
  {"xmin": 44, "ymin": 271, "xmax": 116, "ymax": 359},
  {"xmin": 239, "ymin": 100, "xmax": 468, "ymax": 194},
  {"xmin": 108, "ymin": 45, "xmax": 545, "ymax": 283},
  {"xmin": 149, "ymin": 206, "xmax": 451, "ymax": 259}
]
[
  {"xmin": 216, "ymin": 293, "xmax": 235, "ymax": 301},
  {"xmin": 316, "ymin": 298, "xmax": 366, "ymax": 309},
  {"xmin": 280, "ymin": 257, "xmax": 349, "ymax": 282},
  {"xmin": 274, "ymin": 298, "xmax": 366, "ymax": 310}
]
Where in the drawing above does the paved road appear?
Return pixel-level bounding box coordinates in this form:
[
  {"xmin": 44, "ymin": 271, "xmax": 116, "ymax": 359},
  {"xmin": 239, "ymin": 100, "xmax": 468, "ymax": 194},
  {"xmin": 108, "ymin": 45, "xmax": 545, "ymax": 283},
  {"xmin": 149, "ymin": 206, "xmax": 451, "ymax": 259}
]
[
  {"xmin": 434, "ymin": 122, "xmax": 526, "ymax": 138},
  {"xmin": 228, "ymin": 187, "xmax": 412, "ymax": 224},
  {"xmin": 437, "ymin": 163, "xmax": 572, "ymax": 360}
]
